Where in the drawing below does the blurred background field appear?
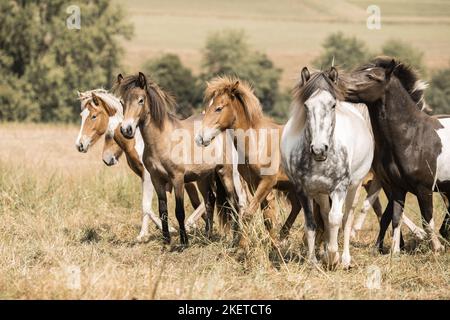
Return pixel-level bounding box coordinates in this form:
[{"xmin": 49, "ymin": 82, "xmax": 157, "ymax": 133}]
[
  {"xmin": 117, "ymin": 0, "xmax": 450, "ymax": 86},
  {"xmin": 1, "ymin": 0, "xmax": 450, "ymax": 122}
]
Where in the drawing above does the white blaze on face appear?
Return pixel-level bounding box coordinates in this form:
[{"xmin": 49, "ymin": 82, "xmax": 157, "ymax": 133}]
[
  {"xmin": 76, "ymin": 108, "xmax": 90, "ymax": 146},
  {"xmin": 305, "ymin": 90, "xmax": 335, "ymax": 151}
]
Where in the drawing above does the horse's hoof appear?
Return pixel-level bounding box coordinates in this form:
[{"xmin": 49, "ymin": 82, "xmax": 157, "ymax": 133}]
[
  {"xmin": 136, "ymin": 233, "xmax": 150, "ymax": 243},
  {"xmin": 433, "ymin": 243, "xmax": 445, "ymax": 254},
  {"xmin": 341, "ymin": 254, "xmax": 352, "ymax": 270},
  {"xmin": 307, "ymin": 255, "xmax": 318, "ymax": 265}
]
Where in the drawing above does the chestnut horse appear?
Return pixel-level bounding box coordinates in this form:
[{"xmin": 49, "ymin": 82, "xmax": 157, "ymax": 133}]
[
  {"xmin": 117, "ymin": 73, "xmax": 244, "ymax": 246},
  {"xmin": 75, "ymin": 89, "xmax": 205, "ymax": 240},
  {"xmin": 195, "ymin": 76, "xmax": 316, "ymax": 252}
]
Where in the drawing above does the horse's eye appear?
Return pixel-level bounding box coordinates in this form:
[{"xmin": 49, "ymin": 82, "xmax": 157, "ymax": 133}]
[
  {"xmin": 215, "ymin": 106, "xmax": 223, "ymax": 113},
  {"xmin": 138, "ymin": 98, "xmax": 144, "ymax": 105},
  {"xmin": 91, "ymin": 115, "xmax": 97, "ymax": 120},
  {"xmin": 332, "ymin": 103, "xmax": 336, "ymax": 109}
]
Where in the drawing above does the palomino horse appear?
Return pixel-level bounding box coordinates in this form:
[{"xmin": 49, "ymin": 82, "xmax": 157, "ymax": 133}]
[
  {"xmin": 117, "ymin": 72, "xmax": 243, "ymax": 246},
  {"xmin": 195, "ymin": 76, "xmax": 315, "ymax": 250},
  {"xmin": 345, "ymin": 56, "xmax": 450, "ymax": 252},
  {"xmin": 281, "ymin": 67, "xmax": 374, "ymax": 268},
  {"xmin": 75, "ymin": 89, "xmax": 205, "ymax": 240}
]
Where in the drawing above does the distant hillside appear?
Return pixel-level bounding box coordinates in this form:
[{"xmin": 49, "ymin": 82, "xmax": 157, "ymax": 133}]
[{"xmin": 114, "ymin": 0, "xmax": 450, "ymax": 87}]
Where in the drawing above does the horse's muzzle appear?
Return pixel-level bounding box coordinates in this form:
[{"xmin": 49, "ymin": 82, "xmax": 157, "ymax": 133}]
[
  {"xmin": 120, "ymin": 125, "xmax": 134, "ymax": 139},
  {"xmin": 103, "ymin": 157, "xmax": 118, "ymax": 166},
  {"xmin": 76, "ymin": 142, "xmax": 88, "ymax": 153},
  {"xmin": 310, "ymin": 144, "xmax": 328, "ymax": 162},
  {"xmin": 195, "ymin": 134, "xmax": 210, "ymax": 147}
]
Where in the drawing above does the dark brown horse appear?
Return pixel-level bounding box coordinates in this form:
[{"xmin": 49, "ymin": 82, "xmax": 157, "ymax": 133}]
[
  {"xmin": 345, "ymin": 56, "xmax": 449, "ymax": 252},
  {"xmin": 115, "ymin": 73, "xmax": 242, "ymax": 246}
]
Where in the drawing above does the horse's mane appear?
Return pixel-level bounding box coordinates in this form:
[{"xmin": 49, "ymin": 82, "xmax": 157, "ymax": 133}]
[
  {"xmin": 205, "ymin": 76, "xmax": 263, "ymax": 126},
  {"xmin": 78, "ymin": 88, "xmax": 107, "ymax": 110},
  {"xmin": 78, "ymin": 89, "xmax": 123, "ymax": 117},
  {"xmin": 355, "ymin": 56, "xmax": 428, "ymax": 109},
  {"xmin": 290, "ymin": 70, "xmax": 345, "ymax": 133},
  {"xmin": 113, "ymin": 74, "xmax": 177, "ymax": 128},
  {"xmin": 294, "ymin": 70, "xmax": 345, "ymax": 105}
]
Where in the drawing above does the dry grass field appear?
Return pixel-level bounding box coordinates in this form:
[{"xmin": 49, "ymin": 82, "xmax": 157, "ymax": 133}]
[
  {"xmin": 0, "ymin": 123, "xmax": 449, "ymax": 299},
  {"xmin": 115, "ymin": 0, "xmax": 450, "ymax": 87}
]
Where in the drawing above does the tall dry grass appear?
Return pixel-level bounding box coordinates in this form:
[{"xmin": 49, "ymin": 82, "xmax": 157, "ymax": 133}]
[{"xmin": 0, "ymin": 123, "xmax": 448, "ymax": 299}]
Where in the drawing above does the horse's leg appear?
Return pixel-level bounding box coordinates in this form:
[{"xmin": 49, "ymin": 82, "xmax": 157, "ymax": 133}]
[
  {"xmin": 341, "ymin": 184, "xmax": 360, "ymax": 268},
  {"xmin": 185, "ymin": 182, "xmax": 204, "ymax": 223},
  {"xmin": 261, "ymin": 191, "xmax": 278, "ymax": 245},
  {"xmin": 352, "ymin": 179, "xmax": 382, "ymax": 238},
  {"xmin": 173, "ymin": 178, "xmax": 188, "ymax": 246},
  {"xmin": 416, "ymin": 187, "xmax": 444, "ymax": 252},
  {"xmin": 327, "ymin": 189, "xmax": 346, "ymax": 268},
  {"xmin": 185, "ymin": 180, "xmax": 208, "ymax": 231},
  {"xmin": 402, "ymin": 213, "xmax": 426, "ymax": 240},
  {"xmin": 439, "ymin": 191, "xmax": 450, "ymax": 241},
  {"xmin": 391, "ymin": 191, "xmax": 406, "ymax": 255},
  {"xmin": 239, "ymin": 178, "xmax": 277, "ymax": 248},
  {"xmin": 316, "ymin": 195, "xmax": 331, "ymax": 259},
  {"xmin": 215, "ymin": 165, "xmax": 241, "ymax": 243},
  {"xmin": 153, "ymin": 178, "xmax": 170, "ymax": 245},
  {"xmin": 204, "ymin": 178, "xmax": 216, "ymax": 239},
  {"xmin": 137, "ymin": 170, "xmax": 175, "ymax": 241},
  {"xmin": 375, "ymin": 199, "xmax": 393, "ymax": 253},
  {"xmin": 296, "ymin": 190, "xmax": 317, "ymax": 263},
  {"xmin": 279, "ymin": 190, "xmax": 302, "ymax": 241}
]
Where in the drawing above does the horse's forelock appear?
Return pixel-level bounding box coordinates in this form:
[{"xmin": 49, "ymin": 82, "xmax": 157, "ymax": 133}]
[
  {"xmin": 116, "ymin": 73, "xmax": 176, "ymax": 128},
  {"xmin": 206, "ymin": 76, "xmax": 263, "ymax": 125}
]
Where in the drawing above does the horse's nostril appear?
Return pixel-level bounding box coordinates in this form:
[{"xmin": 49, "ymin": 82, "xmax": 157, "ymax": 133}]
[{"xmin": 324, "ymin": 145, "xmax": 329, "ymax": 152}]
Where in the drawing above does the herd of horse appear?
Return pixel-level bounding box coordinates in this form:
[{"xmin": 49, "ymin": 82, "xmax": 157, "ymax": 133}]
[{"xmin": 75, "ymin": 56, "xmax": 449, "ymax": 269}]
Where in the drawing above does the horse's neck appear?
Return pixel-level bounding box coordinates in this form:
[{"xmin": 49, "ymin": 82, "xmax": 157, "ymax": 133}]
[
  {"xmin": 139, "ymin": 115, "xmax": 172, "ymax": 158},
  {"xmin": 107, "ymin": 111, "xmax": 123, "ymax": 137},
  {"xmin": 134, "ymin": 127, "xmax": 145, "ymax": 160}
]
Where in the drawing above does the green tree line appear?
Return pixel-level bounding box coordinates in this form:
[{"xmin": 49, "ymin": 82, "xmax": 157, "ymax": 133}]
[{"xmin": 0, "ymin": 1, "xmax": 449, "ymax": 122}]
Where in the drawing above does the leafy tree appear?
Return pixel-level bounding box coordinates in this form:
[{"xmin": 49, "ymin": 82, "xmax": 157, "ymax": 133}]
[
  {"xmin": 0, "ymin": 0, "xmax": 132, "ymax": 122},
  {"xmin": 426, "ymin": 67, "xmax": 450, "ymax": 114},
  {"xmin": 381, "ymin": 39, "xmax": 426, "ymax": 76},
  {"xmin": 201, "ymin": 30, "xmax": 282, "ymax": 114},
  {"xmin": 142, "ymin": 54, "xmax": 201, "ymax": 118},
  {"xmin": 314, "ymin": 32, "xmax": 371, "ymax": 70}
]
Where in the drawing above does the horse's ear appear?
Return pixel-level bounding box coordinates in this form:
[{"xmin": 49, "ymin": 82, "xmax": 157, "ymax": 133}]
[
  {"xmin": 138, "ymin": 72, "xmax": 147, "ymax": 89},
  {"xmin": 301, "ymin": 67, "xmax": 310, "ymax": 85},
  {"xmin": 328, "ymin": 67, "xmax": 338, "ymax": 84},
  {"xmin": 385, "ymin": 59, "xmax": 397, "ymax": 80},
  {"xmin": 91, "ymin": 93, "xmax": 100, "ymax": 107},
  {"xmin": 231, "ymin": 81, "xmax": 240, "ymax": 95},
  {"xmin": 103, "ymin": 101, "xmax": 117, "ymax": 117},
  {"xmin": 117, "ymin": 73, "xmax": 124, "ymax": 84},
  {"xmin": 77, "ymin": 91, "xmax": 82, "ymax": 98}
]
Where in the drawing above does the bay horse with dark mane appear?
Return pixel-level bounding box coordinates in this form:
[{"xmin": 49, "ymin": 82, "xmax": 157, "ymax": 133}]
[
  {"xmin": 345, "ymin": 56, "xmax": 450, "ymax": 252},
  {"xmin": 116, "ymin": 72, "xmax": 243, "ymax": 246},
  {"xmin": 75, "ymin": 89, "xmax": 205, "ymax": 239}
]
